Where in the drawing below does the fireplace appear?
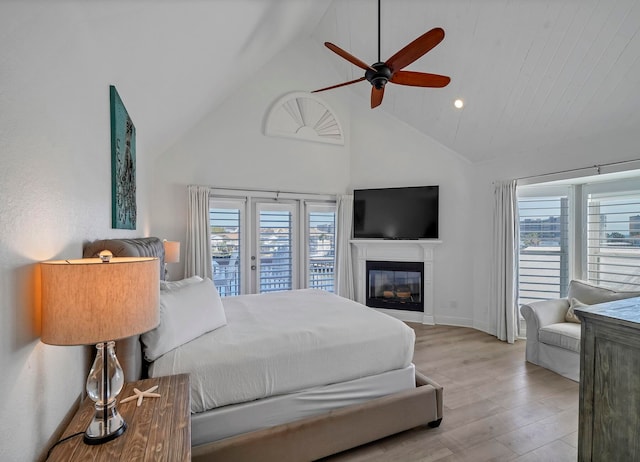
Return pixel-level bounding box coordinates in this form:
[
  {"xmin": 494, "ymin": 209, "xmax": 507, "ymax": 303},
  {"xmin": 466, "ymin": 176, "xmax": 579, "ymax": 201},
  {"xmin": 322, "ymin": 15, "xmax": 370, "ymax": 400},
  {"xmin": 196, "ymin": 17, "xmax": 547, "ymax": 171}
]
[
  {"xmin": 366, "ymin": 260, "xmax": 424, "ymax": 312},
  {"xmin": 352, "ymin": 240, "xmax": 439, "ymax": 324}
]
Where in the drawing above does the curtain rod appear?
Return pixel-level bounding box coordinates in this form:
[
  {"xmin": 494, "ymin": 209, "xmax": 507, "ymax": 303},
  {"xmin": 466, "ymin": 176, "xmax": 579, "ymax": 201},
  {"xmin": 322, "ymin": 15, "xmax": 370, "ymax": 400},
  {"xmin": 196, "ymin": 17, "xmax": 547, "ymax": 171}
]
[
  {"xmin": 517, "ymin": 158, "xmax": 640, "ymax": 182},
  {"xmin": 191, "ymin": 185, "xmax": 338, "ymax": 200}
]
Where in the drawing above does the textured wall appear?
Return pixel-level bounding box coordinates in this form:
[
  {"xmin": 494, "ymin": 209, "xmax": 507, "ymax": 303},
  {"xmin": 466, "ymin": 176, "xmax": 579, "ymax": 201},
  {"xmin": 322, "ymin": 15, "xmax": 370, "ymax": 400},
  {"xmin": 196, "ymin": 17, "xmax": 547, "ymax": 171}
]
[{"xmin": 0, "ymin": 4, "xmax": 150, "ymax": 460}]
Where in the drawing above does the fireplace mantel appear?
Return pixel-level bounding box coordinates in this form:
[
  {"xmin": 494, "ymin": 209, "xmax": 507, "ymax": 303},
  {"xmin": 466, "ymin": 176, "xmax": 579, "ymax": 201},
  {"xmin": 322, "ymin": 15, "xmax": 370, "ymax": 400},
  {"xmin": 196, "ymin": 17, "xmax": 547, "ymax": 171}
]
[{"xmin": 351, "ymin": 239, "xmax": 442, "ymax": 324}]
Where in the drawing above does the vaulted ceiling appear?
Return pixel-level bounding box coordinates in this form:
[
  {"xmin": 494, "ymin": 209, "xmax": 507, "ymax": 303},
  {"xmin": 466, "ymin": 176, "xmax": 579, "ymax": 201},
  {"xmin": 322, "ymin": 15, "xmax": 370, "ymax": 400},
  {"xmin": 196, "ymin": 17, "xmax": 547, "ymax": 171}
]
[
  {"xmin": 27, "ymin": 0, "xmax": 639, "ymax": 164},
  {"xmin": 311, "ymin": 0, "xmax": 640, "ymax": 163}
]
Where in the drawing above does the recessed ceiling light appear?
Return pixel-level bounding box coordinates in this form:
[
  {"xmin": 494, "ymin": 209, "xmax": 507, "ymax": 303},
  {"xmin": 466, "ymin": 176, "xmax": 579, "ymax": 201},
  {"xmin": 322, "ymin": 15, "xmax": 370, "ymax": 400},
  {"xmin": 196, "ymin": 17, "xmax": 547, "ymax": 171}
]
[{"xmin": 454, "ymin": 99, "xmax": 464, "ymax": 109}]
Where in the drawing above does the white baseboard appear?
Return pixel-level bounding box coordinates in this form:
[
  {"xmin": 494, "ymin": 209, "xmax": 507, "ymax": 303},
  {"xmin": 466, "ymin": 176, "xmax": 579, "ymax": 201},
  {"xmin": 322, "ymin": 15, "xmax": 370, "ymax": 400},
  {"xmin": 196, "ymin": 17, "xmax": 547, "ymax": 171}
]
[
  {"xmin": 473, "ymin": 320, "xmax": 492, "ymax": 335},
  {"xmin": 373, "ymin": 308, "xmax": 431, "ymax": 324},
  {"xmin": 373, "ymin": 309, "xmax": 478, "ymax": 328},
  {"xmin": 370, "ymin": 313, "xmax": 517, "ymax": 341},
  {"xmin": 434, "ymin": 315, "xmax": 474, "ymax": 328},
  {"xmin": 422, "ymin": 314, "xmax": 435, "ymax": 325}
]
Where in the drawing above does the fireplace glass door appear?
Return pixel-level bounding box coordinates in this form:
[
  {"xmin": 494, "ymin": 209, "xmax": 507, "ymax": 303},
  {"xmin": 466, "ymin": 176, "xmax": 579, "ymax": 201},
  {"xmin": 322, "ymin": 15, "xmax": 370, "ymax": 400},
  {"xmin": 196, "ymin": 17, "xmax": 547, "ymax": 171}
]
[{"xmin": 366, "ymin": 261, "xmax": 424, "ymax": 311}]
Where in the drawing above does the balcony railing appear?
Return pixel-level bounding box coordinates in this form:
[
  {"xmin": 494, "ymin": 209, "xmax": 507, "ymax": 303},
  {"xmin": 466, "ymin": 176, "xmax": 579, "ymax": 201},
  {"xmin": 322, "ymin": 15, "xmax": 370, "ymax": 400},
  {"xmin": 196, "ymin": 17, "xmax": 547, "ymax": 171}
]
[
  {"xmin": 518, "ymin": 247, "xmax": 568, "ymax": 305},
  {"xmin": 213, "ymin": 256, "xmax": 335, "ymax": 295},
  {"xmin": 212, "ymin": 256, "xmax": 239, "ymax": 297},
  {"xmin": 309, "ymin": 258, "xmax": 334, "ymax": 292}
]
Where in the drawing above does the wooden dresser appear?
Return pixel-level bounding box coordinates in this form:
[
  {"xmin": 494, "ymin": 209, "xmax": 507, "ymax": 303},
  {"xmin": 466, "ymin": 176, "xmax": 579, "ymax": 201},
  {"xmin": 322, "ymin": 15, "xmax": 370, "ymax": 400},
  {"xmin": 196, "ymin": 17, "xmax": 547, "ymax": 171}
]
[
  {"xmin": 48, "ymin": 373, "xmax": 190, "ymax": 461},
  {"xmin": 575, "ymin": 297, "xmax": 640, "ymax": 461}
]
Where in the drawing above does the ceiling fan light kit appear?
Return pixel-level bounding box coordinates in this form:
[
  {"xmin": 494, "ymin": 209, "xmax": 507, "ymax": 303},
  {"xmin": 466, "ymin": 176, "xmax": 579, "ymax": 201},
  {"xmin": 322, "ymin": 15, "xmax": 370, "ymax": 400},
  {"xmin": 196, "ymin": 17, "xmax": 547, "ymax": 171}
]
[{"xmin": 312, "ymin": 0, "xmax": 450, "ymax": 109}]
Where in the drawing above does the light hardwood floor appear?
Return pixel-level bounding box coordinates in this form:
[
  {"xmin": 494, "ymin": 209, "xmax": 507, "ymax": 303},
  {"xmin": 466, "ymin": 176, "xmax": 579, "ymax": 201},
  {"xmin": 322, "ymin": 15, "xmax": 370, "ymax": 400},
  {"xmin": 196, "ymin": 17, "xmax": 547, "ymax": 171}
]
[{"xmin": 322, "ymin": 324, "xmax": 579, "ymax": 462}]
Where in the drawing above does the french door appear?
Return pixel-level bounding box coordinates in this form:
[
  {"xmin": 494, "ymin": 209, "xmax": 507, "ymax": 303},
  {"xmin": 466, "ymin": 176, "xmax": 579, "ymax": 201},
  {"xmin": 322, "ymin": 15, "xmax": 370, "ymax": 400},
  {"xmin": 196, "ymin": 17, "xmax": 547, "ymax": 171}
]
[
  {"xmin": 252, "ymin": 200, "xmax": 298, "ymax": 294},
  {"xmin": 209, "ymin": 192, "xmax": 336, "ymax": 296}
]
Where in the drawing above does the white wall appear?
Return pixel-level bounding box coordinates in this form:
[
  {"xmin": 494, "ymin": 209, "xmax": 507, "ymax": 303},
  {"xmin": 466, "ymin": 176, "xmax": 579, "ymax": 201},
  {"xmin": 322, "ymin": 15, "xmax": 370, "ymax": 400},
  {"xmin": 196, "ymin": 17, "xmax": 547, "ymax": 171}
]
[
  {"xmin": 0, "ymin": 4, "xmax": 153, "ymax": 460},
  {"xmin": 348, "ymin": 105, "xmax": 477, "ymax": 328}
]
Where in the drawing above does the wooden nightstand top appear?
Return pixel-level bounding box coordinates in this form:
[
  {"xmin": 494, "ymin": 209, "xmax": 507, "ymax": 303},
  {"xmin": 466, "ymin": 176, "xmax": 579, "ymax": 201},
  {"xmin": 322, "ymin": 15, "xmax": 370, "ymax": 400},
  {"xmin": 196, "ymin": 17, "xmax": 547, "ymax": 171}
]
[{"xmin": 48, "ymin": 373, "xmax": 190, "ymax": 461}]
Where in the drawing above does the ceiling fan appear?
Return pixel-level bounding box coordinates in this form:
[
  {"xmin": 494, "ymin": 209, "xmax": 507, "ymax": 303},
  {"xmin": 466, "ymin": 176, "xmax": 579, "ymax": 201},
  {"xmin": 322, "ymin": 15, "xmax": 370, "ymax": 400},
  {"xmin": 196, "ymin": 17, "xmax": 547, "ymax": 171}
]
[{"xmin": 312, "ymin": 0, "xmax": 450, "ymax": 109}]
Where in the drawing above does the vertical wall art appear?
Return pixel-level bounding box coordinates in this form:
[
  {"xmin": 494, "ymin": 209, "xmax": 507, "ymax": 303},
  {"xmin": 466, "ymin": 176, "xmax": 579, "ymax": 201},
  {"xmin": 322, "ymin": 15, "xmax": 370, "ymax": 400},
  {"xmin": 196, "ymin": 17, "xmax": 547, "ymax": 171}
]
[{"xmin": 110, "ymin": 85, "xmax": 136, "ymax": 229}]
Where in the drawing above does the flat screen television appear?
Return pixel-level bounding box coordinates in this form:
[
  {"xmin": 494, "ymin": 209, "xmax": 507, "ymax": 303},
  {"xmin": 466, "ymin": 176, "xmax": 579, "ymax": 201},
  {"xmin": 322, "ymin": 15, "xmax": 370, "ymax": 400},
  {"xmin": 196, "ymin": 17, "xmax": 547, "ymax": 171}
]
[{"xmin": 353, "ymin": 185, "xmax": 439, "ymax": 239}]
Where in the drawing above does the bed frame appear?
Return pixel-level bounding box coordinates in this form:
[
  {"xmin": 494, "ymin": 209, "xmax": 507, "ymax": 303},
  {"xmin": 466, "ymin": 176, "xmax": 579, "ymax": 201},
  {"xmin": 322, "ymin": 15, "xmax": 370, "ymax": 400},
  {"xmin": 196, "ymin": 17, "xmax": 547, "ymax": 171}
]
[{"xmin": 83, "ymin": 237, "xmax": 444, "ymax": 461}]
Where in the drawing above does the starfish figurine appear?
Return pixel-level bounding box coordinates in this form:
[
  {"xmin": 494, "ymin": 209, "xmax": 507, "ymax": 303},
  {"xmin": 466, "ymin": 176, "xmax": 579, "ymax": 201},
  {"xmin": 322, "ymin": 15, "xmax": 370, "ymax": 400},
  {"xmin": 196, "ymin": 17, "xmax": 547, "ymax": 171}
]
[{"xmin": 120, "ymin": 385, "xmax": 161, "ymax": 407}]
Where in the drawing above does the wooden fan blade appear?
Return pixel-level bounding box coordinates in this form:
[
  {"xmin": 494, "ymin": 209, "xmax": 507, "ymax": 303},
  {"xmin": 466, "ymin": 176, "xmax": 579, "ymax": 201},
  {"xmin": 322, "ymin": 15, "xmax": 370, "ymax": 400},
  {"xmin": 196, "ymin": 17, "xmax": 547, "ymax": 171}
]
[
  {"xmin": 312, "ymin": 77, "xmax": 366, "ymax": 93},
  {"xmin": 385, "ymin": 27, "xmax": 445, "ymax": 72},
  {"xmin": 371, "ymin": 86, "xmax": 385, "ymax": 109},
  {"xmin": 324, "ymin": 42, "xmax": 375, "ymax": 71},
  {"xmin": 390, "ymin": 71, "xmax": 450, "ymax": 88}
]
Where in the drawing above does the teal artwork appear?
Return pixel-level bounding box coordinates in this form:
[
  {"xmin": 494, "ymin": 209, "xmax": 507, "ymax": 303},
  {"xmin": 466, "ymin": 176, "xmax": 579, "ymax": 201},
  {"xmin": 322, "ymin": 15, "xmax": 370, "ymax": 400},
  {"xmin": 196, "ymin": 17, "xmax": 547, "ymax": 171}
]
[{"xmin": 110, "ymin": 85, "xmax": 136, "ymax": 229}]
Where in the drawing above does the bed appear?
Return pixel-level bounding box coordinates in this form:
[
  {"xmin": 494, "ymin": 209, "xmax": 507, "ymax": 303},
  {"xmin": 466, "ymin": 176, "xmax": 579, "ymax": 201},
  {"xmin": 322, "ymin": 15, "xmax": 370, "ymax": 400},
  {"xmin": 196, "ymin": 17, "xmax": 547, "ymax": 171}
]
[{"xmin": 83, "ymin": 237, "xmax": 443, "ymax": 461}]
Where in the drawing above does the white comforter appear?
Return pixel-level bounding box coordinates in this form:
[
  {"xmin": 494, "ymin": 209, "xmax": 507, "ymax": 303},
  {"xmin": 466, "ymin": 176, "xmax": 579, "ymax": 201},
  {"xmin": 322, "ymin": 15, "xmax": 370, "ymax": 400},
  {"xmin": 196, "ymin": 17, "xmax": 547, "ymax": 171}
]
[{"xmin": 148, "ymin": 289, "xmax": 415, "ymax": 413}]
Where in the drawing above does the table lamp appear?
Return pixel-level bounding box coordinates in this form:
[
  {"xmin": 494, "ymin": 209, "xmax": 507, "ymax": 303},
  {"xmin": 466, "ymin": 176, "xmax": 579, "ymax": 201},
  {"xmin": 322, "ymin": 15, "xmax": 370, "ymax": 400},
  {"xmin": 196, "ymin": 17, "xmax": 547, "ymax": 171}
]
[
  {"xmin": 163, "ymin": 240, "xmax": 180, "ymax": 280},
  {"xmin": 40, "ymin": 253, "xmax": 160, "ymax": 445}
]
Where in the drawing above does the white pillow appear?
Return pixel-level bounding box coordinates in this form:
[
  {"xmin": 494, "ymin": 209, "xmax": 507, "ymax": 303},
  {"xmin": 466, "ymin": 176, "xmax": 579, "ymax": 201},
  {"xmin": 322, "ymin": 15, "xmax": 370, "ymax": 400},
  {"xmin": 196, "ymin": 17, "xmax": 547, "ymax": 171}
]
[
  {"xmin": 142, "ymin": 278, "xmax": 227, "ymax": 361},
  {"xmin": 565, "ymin": 297, "xmax": 586, "ymax": 323},
  {"xmin": 160, "ymin": 275, "xmax": 203, "ymax": 291}
]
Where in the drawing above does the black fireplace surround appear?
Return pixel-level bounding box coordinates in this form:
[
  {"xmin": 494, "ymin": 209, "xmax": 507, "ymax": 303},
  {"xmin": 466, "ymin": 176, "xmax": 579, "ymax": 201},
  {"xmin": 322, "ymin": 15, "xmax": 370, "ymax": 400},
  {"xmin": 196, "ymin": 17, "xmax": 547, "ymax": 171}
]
[{"xmin": 366, "ymin": 260, "xmax": 424, "ymax": 312}]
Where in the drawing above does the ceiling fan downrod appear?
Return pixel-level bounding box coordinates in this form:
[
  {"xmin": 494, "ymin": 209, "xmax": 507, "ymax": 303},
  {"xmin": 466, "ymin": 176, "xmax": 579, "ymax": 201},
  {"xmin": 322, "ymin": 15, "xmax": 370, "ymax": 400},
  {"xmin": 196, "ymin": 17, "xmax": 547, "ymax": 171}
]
[
  {"xmin": 377, "ymin": 0, "xmax": 381, "ymax": 63},
  {"xmin": 366, "ymin": 0, "xmax": 390, "ymax": 89}
]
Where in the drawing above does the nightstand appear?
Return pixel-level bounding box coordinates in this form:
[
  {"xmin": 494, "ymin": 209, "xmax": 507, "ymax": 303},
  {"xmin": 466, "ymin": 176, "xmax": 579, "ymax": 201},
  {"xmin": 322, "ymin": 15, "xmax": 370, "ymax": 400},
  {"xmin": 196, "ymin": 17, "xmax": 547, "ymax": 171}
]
[{"xmin": 47, "ymin": 373, "xmax": 190, "ymax": 461}]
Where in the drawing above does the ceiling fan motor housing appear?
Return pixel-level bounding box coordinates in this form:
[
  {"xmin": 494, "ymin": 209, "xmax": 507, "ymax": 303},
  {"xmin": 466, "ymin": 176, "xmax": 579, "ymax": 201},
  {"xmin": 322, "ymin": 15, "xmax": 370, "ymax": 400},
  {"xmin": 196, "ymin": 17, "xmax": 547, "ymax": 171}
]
[{"xmin": 366, "ymin": 62, "xmax": 392, "ymax": 89}]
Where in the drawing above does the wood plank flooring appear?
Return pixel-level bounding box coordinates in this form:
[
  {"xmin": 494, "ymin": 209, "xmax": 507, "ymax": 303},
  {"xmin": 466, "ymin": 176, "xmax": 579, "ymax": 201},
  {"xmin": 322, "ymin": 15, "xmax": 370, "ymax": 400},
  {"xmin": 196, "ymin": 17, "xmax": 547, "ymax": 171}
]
[{"xmin": 322, "ymin": 324, "xmax": 579, "ymax": 462}]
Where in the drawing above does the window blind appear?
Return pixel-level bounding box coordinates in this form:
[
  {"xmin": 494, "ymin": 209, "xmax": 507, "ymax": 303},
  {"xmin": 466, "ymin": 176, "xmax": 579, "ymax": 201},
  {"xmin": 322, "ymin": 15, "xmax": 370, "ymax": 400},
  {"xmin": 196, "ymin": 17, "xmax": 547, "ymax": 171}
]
[
  {"xmin": 307, "ymin": 209, "xmax": 336, "ymax": 292},
  {"xmin": 586, "ymin": 190, "xmax": 640, "ymax": 290},
  {"xmin": 259, "ymin": 209, "xmax": 293, "ymax": 293},
  {"xmin": 210, "ymin": 205, "xmax": 242, "ymax": 296},
  {"xmin": 518, "ymin": 195, "xmax": 570, "ymax": 304}
]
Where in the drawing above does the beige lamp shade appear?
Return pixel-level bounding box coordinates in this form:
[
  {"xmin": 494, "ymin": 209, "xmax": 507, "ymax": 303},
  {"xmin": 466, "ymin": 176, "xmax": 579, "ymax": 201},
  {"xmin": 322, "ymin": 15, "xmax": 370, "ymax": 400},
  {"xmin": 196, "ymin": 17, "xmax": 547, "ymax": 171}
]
[
  {"xmin": 40, "ymin": 257, "xmax": 160, "ymax": 346},
  {"xmin": 163, "ymin": 240, "xmax": 180, "ymax": 264}
]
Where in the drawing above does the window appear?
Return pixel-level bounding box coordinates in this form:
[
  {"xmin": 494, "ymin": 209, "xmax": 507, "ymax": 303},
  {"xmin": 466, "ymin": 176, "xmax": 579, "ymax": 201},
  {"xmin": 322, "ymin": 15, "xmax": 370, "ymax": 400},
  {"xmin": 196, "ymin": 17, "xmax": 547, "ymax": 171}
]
[
  {"xmin": 210, "ymin": 190, "xmax": 336, "ymax": 296},
  {"xmin": 517, "ymin": 188, "xmax": 570, "ymax": 304},
  {"xmin": 585, "ymin": 182, "xmax": 640, "ymax": 290},
  {"xmin": 517, "ymin": 174, "xmax": 640, "ymax": 303},
  {"xmin": 306, "ymin": 204, "xmax": 336, "ymax": 292}
]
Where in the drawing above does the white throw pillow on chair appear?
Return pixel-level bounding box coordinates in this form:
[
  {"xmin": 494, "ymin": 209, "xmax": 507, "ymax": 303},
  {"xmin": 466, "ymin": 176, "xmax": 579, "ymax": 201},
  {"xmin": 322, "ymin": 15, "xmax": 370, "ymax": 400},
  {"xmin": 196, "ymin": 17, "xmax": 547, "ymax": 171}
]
[{"xmin": 565, "ymin": 298, "xmax": 586, "ymax": 323}]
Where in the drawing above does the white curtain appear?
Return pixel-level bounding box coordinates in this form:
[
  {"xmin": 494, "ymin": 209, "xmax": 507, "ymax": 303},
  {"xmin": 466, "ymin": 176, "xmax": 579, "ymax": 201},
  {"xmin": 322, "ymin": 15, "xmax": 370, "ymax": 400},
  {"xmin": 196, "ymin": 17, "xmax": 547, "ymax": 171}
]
[
  {"xmin": 490, "ymin": 180, "xmax": 520, "ymax": 343},
  {"xmin": 335, "ymin": 194, "xmax": 355, "ymax": 299},
  {"xmin": 184, "ymin": 185, "xmax": 213, "ymax": 280}
]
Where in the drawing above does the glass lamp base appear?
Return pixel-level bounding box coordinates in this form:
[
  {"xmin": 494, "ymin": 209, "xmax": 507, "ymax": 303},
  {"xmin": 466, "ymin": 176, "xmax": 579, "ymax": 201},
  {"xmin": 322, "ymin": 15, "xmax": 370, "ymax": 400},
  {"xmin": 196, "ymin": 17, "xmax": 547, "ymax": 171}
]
[
  {"xmin": 84, "ymin": 341, "xmax": 127, "ymax": 445},
  {"xmin": 83, "ymin": 402, "xmax": 127, "ymax": 445}
]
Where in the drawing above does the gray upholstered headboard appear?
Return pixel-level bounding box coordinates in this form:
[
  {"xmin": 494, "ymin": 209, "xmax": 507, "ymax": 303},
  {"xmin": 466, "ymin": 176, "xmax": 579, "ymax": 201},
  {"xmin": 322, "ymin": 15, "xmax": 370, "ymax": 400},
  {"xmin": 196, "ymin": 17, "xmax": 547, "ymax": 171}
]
[
  {"xmin": 83, "ymin": 237, "xmax": 165, "ymax": 276},
  {"xmin": 83, "ymin": 237, "xmax": 165, "ymax": 381}
]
